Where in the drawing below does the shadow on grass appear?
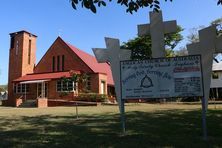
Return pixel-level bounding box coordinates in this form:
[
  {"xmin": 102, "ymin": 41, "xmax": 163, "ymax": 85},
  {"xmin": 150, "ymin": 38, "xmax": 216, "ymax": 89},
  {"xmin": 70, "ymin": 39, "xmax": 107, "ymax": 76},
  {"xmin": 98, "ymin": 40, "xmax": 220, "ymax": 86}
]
[{"xmin": 0, "ymin": 109, "xmax": 221, "ymax": 148}]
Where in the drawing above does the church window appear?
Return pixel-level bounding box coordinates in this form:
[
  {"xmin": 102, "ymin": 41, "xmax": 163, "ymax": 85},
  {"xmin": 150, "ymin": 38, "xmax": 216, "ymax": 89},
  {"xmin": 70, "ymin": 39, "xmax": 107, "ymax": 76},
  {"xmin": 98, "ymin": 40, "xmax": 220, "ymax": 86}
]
[
  {"xmin": 14, "ymin": 84, "xmax": 30, "ymax": 94},
  {"xmin": 57, "ymin": 55, "xmax": 60, "ymax": 71},
  {"xmin": 28, "ymin": 39, "xmax": 31, "ymax": 64},
  {"xmin": 62, "ymin": 55, "xmax": 65, "ymax": 71},
  {"xmin": 56, "ymin": 79, "xmax": 75, "ymax": 92},
  {"xmin": 52, "ymin": 56, "xmax": 55, "ymax": 72}
]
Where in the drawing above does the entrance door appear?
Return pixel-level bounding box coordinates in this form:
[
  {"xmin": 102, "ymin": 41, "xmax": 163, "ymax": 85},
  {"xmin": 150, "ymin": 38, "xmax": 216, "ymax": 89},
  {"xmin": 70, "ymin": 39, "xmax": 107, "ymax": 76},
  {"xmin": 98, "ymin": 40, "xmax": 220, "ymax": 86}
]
[
  {"xmin": 101, "ymin": 81, "xmax": 106, "ymax": 94},
  {"xmin": 37, "ymin": 82, "xmax": 48, "ymax": 98}
]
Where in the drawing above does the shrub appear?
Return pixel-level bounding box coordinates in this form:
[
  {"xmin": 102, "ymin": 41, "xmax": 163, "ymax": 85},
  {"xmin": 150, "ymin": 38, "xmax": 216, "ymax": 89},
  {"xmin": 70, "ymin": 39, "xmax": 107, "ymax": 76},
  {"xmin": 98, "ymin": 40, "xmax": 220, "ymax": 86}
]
[{"xmin": 77, "ymin": 93, "xmax": 108, "ymax": 102}]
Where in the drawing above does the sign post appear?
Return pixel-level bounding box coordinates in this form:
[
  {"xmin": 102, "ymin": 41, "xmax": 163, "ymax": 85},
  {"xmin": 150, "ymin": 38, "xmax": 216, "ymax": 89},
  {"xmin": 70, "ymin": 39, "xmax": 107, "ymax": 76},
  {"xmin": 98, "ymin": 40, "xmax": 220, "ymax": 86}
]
[
  {"xmin": 119, "ymin": 55, "xmax": 205, "ymax": 136},
  {"xmin": 93, "ymin": 38, "xmax": 131, "ymax": 134},
  {"xmin": 201, "ymin": 97, "xmax": 207, "ymax": 140},
  {"xmin": 120, "ymin": 99, "xmax": 126, "ymax": 134}
]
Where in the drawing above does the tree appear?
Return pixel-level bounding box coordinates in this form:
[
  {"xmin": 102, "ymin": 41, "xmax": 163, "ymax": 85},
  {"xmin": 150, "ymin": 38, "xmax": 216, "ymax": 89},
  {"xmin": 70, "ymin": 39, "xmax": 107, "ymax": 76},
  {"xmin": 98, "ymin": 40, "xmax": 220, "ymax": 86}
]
[
  {"xmin": 121, "ymin": 25, "xmax": 183, "ymax": 59},
  {"xmin": 187, "ymin": 26, "xmax": 205, "ymax": 44},
  {"xmin": 175, "ymin": 47, "xmax": 188, "ymax": 56},
  {"xmin": 187, "ymin": 17, "xmax": 222, "ymax": 44},
  {"xmin": 211, "ymin": 18, "xmax": 222, "ymax": 36},
  {"xmin": 70, "ymin": 0, "xmax": 222, "ymax": 14},
  {"xmin": 186, "ymin": 18, "xmax": 222, "ymax": 62}
]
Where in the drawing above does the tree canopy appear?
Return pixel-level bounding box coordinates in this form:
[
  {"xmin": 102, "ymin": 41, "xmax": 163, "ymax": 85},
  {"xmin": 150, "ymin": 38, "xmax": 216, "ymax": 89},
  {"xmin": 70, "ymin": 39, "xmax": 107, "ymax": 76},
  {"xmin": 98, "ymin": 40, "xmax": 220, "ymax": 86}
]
[
  {"xmin": 70, "ymin": 0, "xmax": 222, "ymax": 14},
  {"xmin": 121, "ymin": 26, "xmax": 183, "ymax": 59}
]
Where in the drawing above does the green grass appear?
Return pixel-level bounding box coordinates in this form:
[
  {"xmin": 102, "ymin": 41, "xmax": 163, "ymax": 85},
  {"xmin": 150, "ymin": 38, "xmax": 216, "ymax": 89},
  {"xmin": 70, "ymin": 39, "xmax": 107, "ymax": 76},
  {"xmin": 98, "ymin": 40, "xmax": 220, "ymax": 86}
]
[{"xmin": 0, "ymin": 103, "xmax": 221, "ymax": 148}]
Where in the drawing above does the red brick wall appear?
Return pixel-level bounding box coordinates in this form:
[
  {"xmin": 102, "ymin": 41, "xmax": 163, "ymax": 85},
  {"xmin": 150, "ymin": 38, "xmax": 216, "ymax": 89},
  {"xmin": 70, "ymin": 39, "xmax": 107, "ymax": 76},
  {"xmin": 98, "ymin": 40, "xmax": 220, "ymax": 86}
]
[
  {"xmin": 21, "ymin": 33, "xmax": 36, "ymax": 76},
  {"xmin": 90, "ymin": 73, "xmax": 99, "ymax": 93},
  {"xmin": 90, "ymin": 73, "xmax": 108, "ymax": 94},
  {"xmin": 15, "ymin": 98, "xmax": 23, "ymax": 107},
  {"xmin": 7, "ymin": 32, "xmax": 37, "ymax": 106},
  {"xmin": 47, "ymin": 80, "xmax": 75, "ymax": 101},
  {"xmin": 34, "ymin": 37, "xmax": 92, "ymax": 74},
  {"xmin": 37, "ymin": 98, "xmax": 48, "ymax": 108}
]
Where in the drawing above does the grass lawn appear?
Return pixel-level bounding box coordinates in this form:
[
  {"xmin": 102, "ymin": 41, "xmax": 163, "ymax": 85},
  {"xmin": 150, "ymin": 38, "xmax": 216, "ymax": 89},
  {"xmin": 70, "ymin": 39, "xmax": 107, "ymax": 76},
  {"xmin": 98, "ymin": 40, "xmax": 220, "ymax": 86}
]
[{"xmin": 0, "ymin": 103, "xmax": 221, "ymax": 148}]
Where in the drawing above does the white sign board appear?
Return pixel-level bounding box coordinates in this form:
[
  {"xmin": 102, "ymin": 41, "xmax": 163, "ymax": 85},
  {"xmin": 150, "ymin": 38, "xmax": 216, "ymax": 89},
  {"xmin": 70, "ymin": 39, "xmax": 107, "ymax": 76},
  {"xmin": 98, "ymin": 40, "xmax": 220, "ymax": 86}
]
[{"xmin": 120, "ymin": 55, "xmax": 204, "ymax": 99}]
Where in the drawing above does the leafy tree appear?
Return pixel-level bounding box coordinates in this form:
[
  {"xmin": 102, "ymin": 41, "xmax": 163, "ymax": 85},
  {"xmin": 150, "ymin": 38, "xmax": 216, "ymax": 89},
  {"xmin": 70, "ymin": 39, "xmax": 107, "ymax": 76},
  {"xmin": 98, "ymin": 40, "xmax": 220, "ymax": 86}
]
[
  {"xmin": 70, "ymin": 0, "xmax": 222, "ymax": 14},
  {"xmin": 121, "ymin": 26, "xmax": 183, "ymax": 59}
]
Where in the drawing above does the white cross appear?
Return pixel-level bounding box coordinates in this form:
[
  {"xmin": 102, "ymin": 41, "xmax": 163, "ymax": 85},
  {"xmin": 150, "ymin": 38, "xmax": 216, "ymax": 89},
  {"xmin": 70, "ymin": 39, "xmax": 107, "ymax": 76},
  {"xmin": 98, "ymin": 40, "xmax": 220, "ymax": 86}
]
[
  {"xmin": 138, "ymin": 11, "xmax": 177, "ymax": 58},
  {"xmin": 93, "ymin": 37, "xmax": 131, "ymax": 110},
  {"xmin": 187, "ymin": 25, "xmax": 222, "ymax": 107}
]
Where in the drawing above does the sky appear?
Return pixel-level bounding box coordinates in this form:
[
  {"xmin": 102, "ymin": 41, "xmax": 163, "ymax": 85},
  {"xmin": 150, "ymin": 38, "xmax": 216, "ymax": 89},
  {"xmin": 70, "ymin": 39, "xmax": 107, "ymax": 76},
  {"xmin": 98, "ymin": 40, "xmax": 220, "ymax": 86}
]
[{"xmin": 0, "ymin": 0, "xmax": 221, "ymax": 85}]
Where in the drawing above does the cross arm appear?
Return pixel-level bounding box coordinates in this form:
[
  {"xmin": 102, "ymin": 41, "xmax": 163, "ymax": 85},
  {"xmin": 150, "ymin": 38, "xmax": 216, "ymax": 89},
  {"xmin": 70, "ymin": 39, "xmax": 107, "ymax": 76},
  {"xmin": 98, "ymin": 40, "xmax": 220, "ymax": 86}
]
[
  {"xmin": 105, "ymin": 37, "xmax": 121, "ymax": 50},
  {"xmin": 92, "ymin": 48, "xmax": 110, "ymax": 63},
  {"xmin": 120, "ymin": 49, "xmax": 132, "ymax": 61},
  {"xmin": 137, "ymin": 24, "xmax": 150, "ymax": 37},
  {"xmin": 187, "ymin": 42, "xmax": 201, "ymax": 55},
  {"xmin": 164, "ymin": 20, "xmax": 177, "ymax": 34},
  {"xmin": 105, "ymin": 37, "xmax": 131, "ymax": 61}
]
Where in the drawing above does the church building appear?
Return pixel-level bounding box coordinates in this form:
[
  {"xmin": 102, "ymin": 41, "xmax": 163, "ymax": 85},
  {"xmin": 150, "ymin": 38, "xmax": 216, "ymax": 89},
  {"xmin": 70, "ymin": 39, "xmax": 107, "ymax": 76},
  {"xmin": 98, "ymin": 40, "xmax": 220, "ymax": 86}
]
[{"xmin": 5, "ymin": 30, "xmax": 115, "ymax": 107}]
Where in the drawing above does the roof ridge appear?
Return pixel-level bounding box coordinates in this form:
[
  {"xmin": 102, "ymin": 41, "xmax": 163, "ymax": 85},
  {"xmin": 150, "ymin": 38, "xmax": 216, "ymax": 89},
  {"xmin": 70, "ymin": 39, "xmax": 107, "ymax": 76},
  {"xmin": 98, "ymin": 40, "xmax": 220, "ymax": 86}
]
[{"xmin": 65, "ymin": 42, "xmax": 96, "ymax": 58}]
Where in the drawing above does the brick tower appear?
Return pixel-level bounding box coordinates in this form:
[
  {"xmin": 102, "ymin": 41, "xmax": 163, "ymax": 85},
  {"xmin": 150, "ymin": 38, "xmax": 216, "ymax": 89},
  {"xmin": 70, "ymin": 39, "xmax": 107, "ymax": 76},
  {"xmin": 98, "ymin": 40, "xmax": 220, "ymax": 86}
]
[{"xmin": 6, "ymin": 31, "xmax": 37, "ymax": 106}]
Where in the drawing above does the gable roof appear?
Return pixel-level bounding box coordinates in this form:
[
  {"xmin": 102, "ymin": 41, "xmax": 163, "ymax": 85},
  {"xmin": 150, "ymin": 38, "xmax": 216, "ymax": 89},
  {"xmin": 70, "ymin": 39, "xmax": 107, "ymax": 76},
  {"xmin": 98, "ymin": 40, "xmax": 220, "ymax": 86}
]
[{"xmin": 65, "ymin": 42, "xmax": 114, "ymax": 85}]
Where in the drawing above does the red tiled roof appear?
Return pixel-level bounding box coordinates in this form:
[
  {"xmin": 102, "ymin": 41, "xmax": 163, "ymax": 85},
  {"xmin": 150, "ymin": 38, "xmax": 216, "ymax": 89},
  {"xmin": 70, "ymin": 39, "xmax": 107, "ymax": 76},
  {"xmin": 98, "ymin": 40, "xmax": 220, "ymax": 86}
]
[
  {"xmin": 66, "ymin": 43, "xmax": 114, "ymax": 85},
  {"xmin": 13, "ymin": 71, "xmax": 78, "ymax": 82}
]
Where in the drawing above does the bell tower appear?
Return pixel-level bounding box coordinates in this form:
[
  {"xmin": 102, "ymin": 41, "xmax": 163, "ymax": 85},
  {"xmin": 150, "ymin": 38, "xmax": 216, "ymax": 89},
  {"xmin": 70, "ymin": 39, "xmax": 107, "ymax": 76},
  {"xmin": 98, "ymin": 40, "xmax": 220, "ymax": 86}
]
[{"xmin": 6, "ymin": 30, "xmax": 37, "ymax": 106}]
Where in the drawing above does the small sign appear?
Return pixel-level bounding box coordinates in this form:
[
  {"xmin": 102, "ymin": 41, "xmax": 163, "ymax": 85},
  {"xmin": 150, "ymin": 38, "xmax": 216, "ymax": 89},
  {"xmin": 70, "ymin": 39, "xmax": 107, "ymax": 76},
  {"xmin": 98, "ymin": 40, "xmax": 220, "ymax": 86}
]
[{"xmin": 120, "ymin": 55, "xmax": 203, "ymax": 99}]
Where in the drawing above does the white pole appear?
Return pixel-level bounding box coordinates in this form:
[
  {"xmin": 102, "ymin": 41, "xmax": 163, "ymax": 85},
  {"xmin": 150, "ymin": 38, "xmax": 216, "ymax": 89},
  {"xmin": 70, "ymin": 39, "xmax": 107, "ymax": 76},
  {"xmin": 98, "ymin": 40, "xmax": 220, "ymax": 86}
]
[
  {"xmin": 216, "ymin": 88, "xmax": 219, "ymax": 99},
  {"xmin": 37, "ymin": 83, "xmax": 38, "ymax": 98},
  {"xmin": 41, "ymin": 82, "xmax": 45, "ymax": 98},
  {"xmin": 43, "ymin": 82, "xmax": 45, "ymax": 98},
  {"xmin": 201, "ymin": 97, "xmax": 208, "ymax": 140}
]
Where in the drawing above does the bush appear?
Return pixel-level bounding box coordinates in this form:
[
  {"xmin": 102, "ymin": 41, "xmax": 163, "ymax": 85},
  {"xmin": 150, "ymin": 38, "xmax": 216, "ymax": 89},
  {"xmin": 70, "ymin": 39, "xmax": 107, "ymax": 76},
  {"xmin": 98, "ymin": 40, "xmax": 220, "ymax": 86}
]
[
  {"xmin": 179, "ymin": 97, "xmax": 200, "ymax": 102},
  {"xmin": 77, "ymin": 93, "xmax": 108, "ymax": 102}
]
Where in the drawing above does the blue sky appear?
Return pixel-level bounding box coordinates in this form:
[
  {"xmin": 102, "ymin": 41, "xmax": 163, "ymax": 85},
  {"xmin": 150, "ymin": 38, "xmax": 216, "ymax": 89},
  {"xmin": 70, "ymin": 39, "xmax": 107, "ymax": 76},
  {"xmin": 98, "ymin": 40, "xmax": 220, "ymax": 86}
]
[{"xmin": 0, "ymin": 0, "xmax": 221, "ymax": 85}]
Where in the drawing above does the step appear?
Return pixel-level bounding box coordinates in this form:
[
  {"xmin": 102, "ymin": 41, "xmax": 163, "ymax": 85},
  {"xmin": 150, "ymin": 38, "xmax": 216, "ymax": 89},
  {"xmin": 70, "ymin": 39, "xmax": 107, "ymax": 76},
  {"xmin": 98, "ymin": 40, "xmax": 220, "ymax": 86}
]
[{"xmin": 18, "ymin": 100, "xmax": 36, "ymax": 108}]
